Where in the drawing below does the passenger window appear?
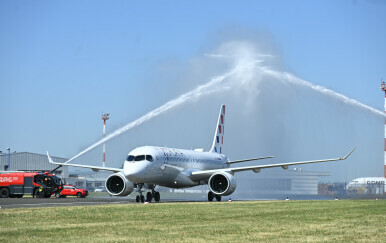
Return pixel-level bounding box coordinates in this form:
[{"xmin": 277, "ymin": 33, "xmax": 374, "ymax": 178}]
[
  {"xmin": 134, "ymin": 155, "xmax": 145, "ymax": 161},
  {"xmin": 127, "ymin": 155, "xmax": 135, "ymax": 161},
  {"xmin": 146, "ymin": 155, "xmax": 153, "ymax": 162}
]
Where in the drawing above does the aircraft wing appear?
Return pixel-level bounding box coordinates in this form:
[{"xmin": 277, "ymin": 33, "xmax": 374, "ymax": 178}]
[
  {"xmin": 190, "ymin": 147, "xmax": 356, "ymax": 181},
  {"xmin": 46, "ymin": 152, "xmax": 123, "ymax": 173},
  {"xmin": 226, "ymin": 156, "xmax": 274, "ymax": 164}
]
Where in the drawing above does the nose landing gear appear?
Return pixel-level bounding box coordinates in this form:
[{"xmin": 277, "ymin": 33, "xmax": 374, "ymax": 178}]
[
  {"xmin": 136, "ymin": 194, "xmax": 145, "ymax": 203},
  {"xmin": 135, "ymin": 184, "xmax": 145, "ymax": 203}
]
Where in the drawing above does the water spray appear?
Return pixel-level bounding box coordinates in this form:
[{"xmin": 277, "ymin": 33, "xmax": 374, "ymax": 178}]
[
  {"xmin": 65, "ymin": 67, "xmax": 239, "ymax": 163},
  {"xmin": 260, "ymin": 68, "xmax": 386, "ymax": 117},
  {"xmin": 65, "ymin": 43, "xmax": 385, "ymax": 163}
]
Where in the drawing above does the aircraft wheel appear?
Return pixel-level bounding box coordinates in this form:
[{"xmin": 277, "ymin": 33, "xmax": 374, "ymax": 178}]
[
  {"xmin": 208, "ymin": 191, "xmax": 214, "ymax": 202},
  {"xmin": 154, "ymin": 191, "xmax": 160, "ymax": 202},
  {"xmin": 0, "ymin": 188, "xmax": 10, "ymax": 198},
  {"xmin": 140, "ymin": 195, "xmax": 145, "ymax": 203},
  {"xmin": 136, "ymin": 195, "xmax": 140, "ymax": 203},
  {"xmin": 146, "ymin": 192, "xmax": 153, "ymax": 202},
  {"xmin": 215, "ymin": 194, "xmax": 221, "ymax": 201}
]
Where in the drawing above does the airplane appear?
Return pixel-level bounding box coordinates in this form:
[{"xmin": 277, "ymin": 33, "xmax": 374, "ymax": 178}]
[
  {"xmin": 47, "ymin": 104, "xmax": 356, "ymax": 203},
  {"xmin": 346, "ymin": 177, "xmax": 386, "ymax": 191}
]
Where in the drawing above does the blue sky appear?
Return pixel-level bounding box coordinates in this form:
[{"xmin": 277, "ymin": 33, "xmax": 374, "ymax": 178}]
[{"xmin": 1, "ymin": 0, "xmax": 385, "ymax": 166}]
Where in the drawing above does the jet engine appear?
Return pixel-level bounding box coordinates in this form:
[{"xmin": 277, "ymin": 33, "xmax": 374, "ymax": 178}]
[
  {"xmin": 105, "ymin": 172, "xmax": 134, "ymax": 196},
  {"xmin": 208, "ymin": 172, "xmax": 236, "ymax": 196}
]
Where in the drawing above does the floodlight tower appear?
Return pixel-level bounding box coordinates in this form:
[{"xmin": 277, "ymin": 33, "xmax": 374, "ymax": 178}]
[
  {"xmin": 102, "ymin": 113, "xmax": 110, "ymax": 167},
  {"xmin": 6, "ymin": 148, "xmax": 10, "ymax": 171},
  {"xmin": 381, "ymin": 81, "xmax": 386, "ymax": 177}
]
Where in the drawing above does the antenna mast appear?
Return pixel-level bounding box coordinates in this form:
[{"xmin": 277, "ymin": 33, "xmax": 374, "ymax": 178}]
[{"xmin": 380, "ymin": 80, "xmax": 386, "ymax": 177}]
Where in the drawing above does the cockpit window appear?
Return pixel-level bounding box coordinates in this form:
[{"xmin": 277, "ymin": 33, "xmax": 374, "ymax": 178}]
[
  {"xmin": 134, "ymin": 155, "xmax": 145, "ymax": 161},
  {"xmin": 128, "ymin": 154, "xmax": 153, "ymax": 162}
]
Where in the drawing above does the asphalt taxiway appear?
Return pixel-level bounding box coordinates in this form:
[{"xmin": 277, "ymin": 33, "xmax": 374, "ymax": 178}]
[
  {"xmin": 1, "ymin": 197, "xmax": 142, "ymax": 209},
  {"xmin": 0, "ymin": 197, "xmax": 202, "ymax": 209}
]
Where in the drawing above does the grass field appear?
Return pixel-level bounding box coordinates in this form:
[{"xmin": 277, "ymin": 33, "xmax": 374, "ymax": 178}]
[{"xmin": 0, "ymin": 200, "xmax": 385, "ymax": 242}]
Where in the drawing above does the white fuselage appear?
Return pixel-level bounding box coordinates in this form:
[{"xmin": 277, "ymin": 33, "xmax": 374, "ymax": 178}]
[
  {"xmin": 123, "ymin": 146, "xmax": 229, "ymax": 188},
  {"xmin": 347, "ymin": 177, "xmax": 386, "ymax": 190}
]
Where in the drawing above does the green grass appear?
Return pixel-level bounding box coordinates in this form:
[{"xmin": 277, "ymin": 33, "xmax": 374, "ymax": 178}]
[{"xmin": 0, "ymin": 200, "xmax": 385, "ymax": 242}]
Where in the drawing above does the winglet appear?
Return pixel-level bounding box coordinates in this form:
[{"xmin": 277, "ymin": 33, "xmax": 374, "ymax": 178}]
[
  {"xmin": 46, "ymin": 151, "xmax": 123, "ymax": 173},
  {"xmin": 46, "ymin": 151, "xmax": 54, "ymax": 163},
  {"xmin": 342, "ymin": 146, "xmax": 357, "ymax": 160}
]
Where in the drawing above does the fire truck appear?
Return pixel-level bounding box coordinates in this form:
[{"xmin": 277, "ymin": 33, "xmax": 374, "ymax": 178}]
[{"xmin": 0, "ymin": 171, "xmax": 63, "ymax": 198}]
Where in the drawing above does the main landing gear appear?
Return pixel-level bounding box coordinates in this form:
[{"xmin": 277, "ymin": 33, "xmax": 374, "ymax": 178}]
[
  {"xmin": 135, "ymin": 184, "xmax": 160, "ymax": 203},
  {"xmin": 145, "ymin": 190, "xmax": 160, "ymax": 203},
  {"xmin": 208, "ymin": 191, "xmax": 221, "ymax": 202}
]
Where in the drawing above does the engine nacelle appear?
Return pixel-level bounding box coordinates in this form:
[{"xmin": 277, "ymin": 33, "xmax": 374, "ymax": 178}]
[
  {"xmin": 208, "ymin": 172, "xmax": 236, "ymax": 196},
  {"xmin": 105, "ymin": 172, "xmax": 134, "ymax": 196}
]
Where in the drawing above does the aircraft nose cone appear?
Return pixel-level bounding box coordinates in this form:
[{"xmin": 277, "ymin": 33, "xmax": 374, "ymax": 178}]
[{"xmin": 124, "ymin": 162, "xmax": 148, "ymax": 181}]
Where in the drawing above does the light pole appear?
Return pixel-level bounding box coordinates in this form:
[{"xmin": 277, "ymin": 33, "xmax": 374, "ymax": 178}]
[
  {"xmin": 102, "ymin": 113, "xmax": 110, "ymax": 167},
  {"xmin": 6, "ymin": 148, "xmax": 10, "ymax": 171}
]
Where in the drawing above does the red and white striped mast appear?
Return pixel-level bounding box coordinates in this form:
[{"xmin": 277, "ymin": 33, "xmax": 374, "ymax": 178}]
[
  {"xmin": 102, "ymin": 113, "xmax": 110, "ymax": 167},
  {"xmin": 381, "ymin": 81, "xmax": 386, "ymax": 177}
]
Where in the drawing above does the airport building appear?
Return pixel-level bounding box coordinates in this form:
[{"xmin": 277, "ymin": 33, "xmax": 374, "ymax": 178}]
[
  {"xmin": 0, "ymin": 151, "xmax": 69, "ymax": 178},
  {"xmin": 0, "ymin": 151, "xmax": 109, "ymax": 190},
  {"xmin": 233, "ymin": 170, "xmax": 331, "ymax": 199},
  {"xmin": 66, "ymin": 171, "xmax": 112, "ymax": 191}
]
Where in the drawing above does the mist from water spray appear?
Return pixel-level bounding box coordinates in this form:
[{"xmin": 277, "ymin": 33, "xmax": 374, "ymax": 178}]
[{"xmin": 66, "ymin": 41, "xmax": 384, "ymax": 163}]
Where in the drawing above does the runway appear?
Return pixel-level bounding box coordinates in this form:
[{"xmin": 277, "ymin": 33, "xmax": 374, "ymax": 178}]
[
  {"xmin": 1, "ymin": 197, "xmax": 268, "ymax": 210},
  {"xmin": 0, "ymin": 197, "xmax": 130, "ymax": 209},
  {"xmin": 0, "ymin": 197, "xmax": 197, "ymax": 209}
]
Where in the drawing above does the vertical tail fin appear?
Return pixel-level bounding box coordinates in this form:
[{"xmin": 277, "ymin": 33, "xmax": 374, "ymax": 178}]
[{"xmin": 210, "ymin": 104, "xmax": 225, "ymax": 154}]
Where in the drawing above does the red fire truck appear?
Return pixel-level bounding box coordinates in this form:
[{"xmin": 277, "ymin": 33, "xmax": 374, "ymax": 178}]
[{"xmin": 0, "ymin": 172, "xmax": 63, "ymax": 198}]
